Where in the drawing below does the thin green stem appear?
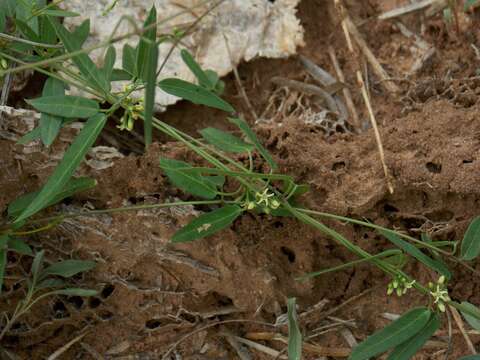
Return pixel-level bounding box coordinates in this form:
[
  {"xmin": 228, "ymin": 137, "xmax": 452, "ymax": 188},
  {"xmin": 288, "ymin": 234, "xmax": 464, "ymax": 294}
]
[{"xmin": 0, "ymin": 33, "xmax": 63, "ymax": 48}]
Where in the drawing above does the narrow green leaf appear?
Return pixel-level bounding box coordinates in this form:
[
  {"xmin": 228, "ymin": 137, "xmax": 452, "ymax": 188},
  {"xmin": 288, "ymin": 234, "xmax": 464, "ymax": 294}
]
[
  {"xmin": 159, "ymin": 78, "xmax": 235, "ymax": 113},
  {"xmin": 0, "ymin": 10, "xmax": 6, "ymax": 33},
  {"xmin": 229, "ymin": 117, "xmax": 278, "ymax": 170},
  {"xmin": 39, "ymin": 15, "xmax": 57, "ymax": 44},
  {"xmin": 200, "ymin": 128, "xmax": 254, "ymax": 153},
  {"xmin": 17, "ymin": 126, "xmax": 42, "ymax": 145},
  {"xmin": 387, "ymin": 312, "xmax": 439, "ymax": 360},
  {"xmin": 141, "ymin": 7, "xmax": 159, "ymax": 148},
  {"xmin": 459, "ymin": 356, "xmax": 480, "ymax": 360},
  {"xmin": 31, "ymin": 250, "xmax": 45, "ymax": 285},
  {"xmin": 287, "ymin": 298, "xmax": 302, "ymax": 360},
  {"xmin": 14, "ymin": 114, "xmax": 106, "ymax": 224},
  {"xmin": 27, "ymin": 95, "xmax": 99, "ymax": 119},
  {"xmin": 102, "ymin": 46, "xmax": 116, "ymax": 82},
  {"xmin": 181, "ymin": 49, "xmax": 212, "ymax": 88},
  {"xmin": 1, "ymin": 0, "xmax": 16, "ymax": 18},
  {"xmin": 111, "ymin": 69, "xmax": 132, "ymax": 81},
  {"xmin": 49, "ymin": 288, "xmax": 98, "ymax": 297},
  {"xmin": 0, "ymin": 235, "xmax": 8, "ymax": 293},
  {"xmin": 15, "ymin": 19, "xmax": 41, "ymax": 42},
  {"xmin": 461, "ymin": 216, "xmax": 480, "ymax": 260},
  {"xmin": 8, "ymin": 238, "xmax": 33, "ymax": 256},
  {"xmin": 40, "ymin": 77, "xmax": 65, "ymax": 147},
  {"xmin": 36, "ymin": 278, "xmax": 65, "ymax": 290},
  {"xmin": 204, "ymin": 175, "xmax": 225, "ymax": 189},
  {"xmin": 172, "ymin": 205, "xmax": 243, "ymax": 243},
  {"xmin": 350, "ymin": 307, "xmax": 432, "ymax": 360},
  {"xmin": 380, "ymin": 230, "xmax": 451, "ymax": 279},
  {"xmin": 122, "ymin": 43, "xmax": 137, "ymax": 76},
  {"xmin": 16, "ymin": 0, "xmax": 38, "ymax": 34},
  {"xmin": 8, "ymin": 177, "xmax": 96, "ymax": 218},
  {"xmin": 42, "ymin": 259, "xmax": 95, "ymax": 278},
  {"xmin": 72, "ymin": 19, "xmax": 90, "ymax": 47},
  {"xmin": 42, "ymin": 9, "xmax": 79, "ymax": 17},
  {"xmin": 49, "ymin": 18, "xmax": 109, "ymax": 93},
  {"xmin": 136, "ymin": 6, "xmax": 157, "ymax": 82},
  {"xmin": 460, "ymin": 301, "xmax": 480, "ymax": 331},
  {"xmin": 160, "ymin": 158, "xmax": 217, "ymax": 199}
]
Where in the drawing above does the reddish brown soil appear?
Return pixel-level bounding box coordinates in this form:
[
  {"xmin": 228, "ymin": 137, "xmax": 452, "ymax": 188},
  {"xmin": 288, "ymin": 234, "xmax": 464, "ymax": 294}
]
[{"xmin": 2, "ymin": 0, "xmax": 480, "ymax": 359}]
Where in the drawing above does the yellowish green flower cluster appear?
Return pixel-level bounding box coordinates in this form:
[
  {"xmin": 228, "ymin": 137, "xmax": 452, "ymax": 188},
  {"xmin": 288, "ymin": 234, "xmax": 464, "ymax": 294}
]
[
  {"xmin": 429, "ymin": 275, "xmax": 450, "ymax": 312},
  {"xmin": 117, "ymin": 87, "xmax": 144, "ymax": 131},
  {"xmin": 387, "ymin": 275, "xmax": 415, "ymax": 297},
  {"xmin": 243, "ymin": 188, "xmax": 281, "ymax": 214}
]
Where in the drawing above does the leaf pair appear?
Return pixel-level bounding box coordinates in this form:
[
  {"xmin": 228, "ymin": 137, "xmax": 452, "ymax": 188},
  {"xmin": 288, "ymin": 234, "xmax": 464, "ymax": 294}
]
[{"xmin": 350, "ymin": 307, "xmax": 439, "ymax": 360}]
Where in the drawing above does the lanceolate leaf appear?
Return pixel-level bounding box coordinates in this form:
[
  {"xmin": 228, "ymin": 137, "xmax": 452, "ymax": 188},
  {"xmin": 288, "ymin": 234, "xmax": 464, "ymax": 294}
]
[
  {"xmin": 27, "ymin": 95, "xmax": 99, "ymax": 119},
  {"xmin": 160, "ymin": 158, "xmax": 217, "ymax": 199},
  {"xmin": 8, "ymin": 238, "xmax": 33, "ymax": 256},
  {"xmin": 287, "ymin": 298, "xmax": 302, "ymax": 360},
  {"xmin": 41, "ymin": 9, "xmax": 79, "ymax": 17},
  {"xmin": 102, "ymin": 46, "xmax": 116, "ymax": 82},
  {"xmin": 350, "ymin": 307, "xmax": 432, "ymax": 360},
  {"xmin": 459, "ymin": 356, "xmax": 480, "ymax": 360},
  {"xmin": 200, "ymin": 127, "xmax": 254, "ymax": 153},
  {"xmin": 387, "ymin": 312, "xmax": 439, "ymax": 360},
  {"xmin": 48, "ymin": 288, "xmax": 98, "ymax": 297},
  {"xmin": 140, "ymin": 7, "xmax": 159, "ymax": 147},
  {"xmin": 15, "ymin": 114, "xmax": 107, "ymax": 224},
  {"xmin": 122, "ymin": 43, "xmax": 137, "ymax": 76},
  {"xmin": 0, "ymin": 235, "xmax": 8, "ymax": 294},
  {"xmin": 49, "ymin": 18, "xmax": 110, "ymax": 93},
  {"xmin": 380, "ymin": 230, "xmax": 451, "ymax": 280},
  {"xmin": 17, "ymin": 126, "xmax": 42, "ymax": 145},
  {"xmin": 172, "ymin": 205, "xmax": 243, "ymax": 243},
  {"xmin": 461, "ymin": 216, "xmax": 480, "ymax": 260},
  {"xmin": 181, "ymin": 49, "xmax": 212, "ymax": 89},
  {"xmin": 40, "ymin": 77, "xmax": 65, "ymax": 147},
  {"xmin": 8, "ymin": 177, "xmax": 96, "ymax": 218},
  {"xmin": 72, "ymin": 19, "xmax": 90, "ymax": 47},
  {"xmin": 158, "ymin": 78, "xmax": 235, "ymax": 113},
  {"xmin": 42, "ymin": 259, "xmax": 95, "ymax": 278},
  {"xmin": 460, "ymin": 301, "xmax": 480, "ymax": 331},
  {"xmin": 229, "ymin": 117, "xmax": 278, "ymax": 170}
]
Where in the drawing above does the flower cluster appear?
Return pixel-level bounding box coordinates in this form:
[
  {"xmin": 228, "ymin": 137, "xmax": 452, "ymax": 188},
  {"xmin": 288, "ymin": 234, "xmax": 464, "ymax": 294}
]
[
  {"xmin": 117, "ymin": 91, "xmax": 144, "ymax": 131},
  {"xmin": 387, "ymin": 275, "xmax": 415, "ymax": 297},
  {"xmin": 429, "ymin": 275, "xmax": 450, "ymax": 312},
  {"xmin": 243, "ymin": 188, "xmax": 280, "ymax": 214}
]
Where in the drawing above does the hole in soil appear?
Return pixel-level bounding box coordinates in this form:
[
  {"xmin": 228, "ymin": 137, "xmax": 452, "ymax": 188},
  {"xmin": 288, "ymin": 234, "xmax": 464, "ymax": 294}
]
[
  {"xmin": 280, "ymin": 246, "xmax": 296, "ymax": 263},
  {"xmin": 400, "ymin": 217, "xmax": 424, "ymax": 230},
  {"xmin": 426, "ymin": 162, "xmax": 442, "ymax": 173},
  {"xmin": 66, "ymin": 296, "xmax": 84, "ymax": 310},
  {"xmin": 98, "ymin": 310, "xmax": 114, "ymax": 321},
  {"xmin": 332, "ymin": 161, "xmax": 346, "ymax": 171},
  {"xmin": 145, "ymin": 319, "xmax": 163, "ymax": 329},
  {"xmin": 101, "ymin": 284, "xmax": 115, "ymax": 299},
  {"xmin": 463, "ymin": 159, "xmax": 473, "ymax": 164},
  {"xmin": 213, "ymin": 292, "xmax": 234, "ymax": 307},
  {"xmin": 89, "ymin": 297, "xmax": 102, "ymax": 309},
  {"xmin": 52, "ymin": 300, "xmax": 70, "ymax": 319},
  {"xmin": 383, "ymin": 203, "xmax": 399, "ymax": 213},
  {"xmin": 179, "ymin": 312, "xmax": 197, "ymax": 323},
  {"xmin": 273, "ymin": 221, "xmax": 284, "ymax": 228}
]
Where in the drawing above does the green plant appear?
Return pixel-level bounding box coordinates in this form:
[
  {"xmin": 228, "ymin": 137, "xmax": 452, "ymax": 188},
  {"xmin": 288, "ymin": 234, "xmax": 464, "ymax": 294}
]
[{"xmin": 1, "ymin": 1, "xmax": 480, "ymax": 359}]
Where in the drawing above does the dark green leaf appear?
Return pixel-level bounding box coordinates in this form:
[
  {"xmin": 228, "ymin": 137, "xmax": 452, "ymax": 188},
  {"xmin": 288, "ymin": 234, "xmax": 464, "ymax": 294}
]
[
  {"xmin": 111, "ymin": 69, "xmax": 132, "ymax": 81},
  {"xmin": 8, "ymin": 238, "xmax": 33, "ymax": 256},
  {"xmin": 72, "ymin": 19, "xmax": 90, "ymax": 47},
  {"xmin": 350, "ymin": 307, "xmax": 432, "ymax": 360},
  {"xmin": 140, "ymin": 7, "xmax": 158, "ymax": 147},
  {"xmin": 160, "ymin": 158, "xmax": 217, "ymax": 199},
  {"xmin": 181, "ymin": 49, "xmax": 212, "ymax": 88},
  {"xmin": 461, "ymin": 216, "xmax": 480, "ymax": 260},
  {"xmin": 36, "ymin": 278, "xmax": 65, "ymax": 290},
  {"xmin": 0, "ymin": 10, "xmax": 6, "ymax": 33},
  {"xmin": 387, "ymin": 312, "xmax": 439, "ymax": 360},
  {"xmin": 102, "ymin": 46, "xmax": 116, "ymax": 82},
  {"xmin": 136, "ymin": 6, "xmax": 157, "ymax": 82},
  {"xmin": 27, "ymin": 95, "xmax": 99, "ymax": 118},
  {"xmin": 16, "ymin": 1, "xmax": 38, "ymax": 34},
  {"xmin": 172, "ymin": 205, "xmax": 243, "ymax": 243},
  {"xmin": 14, "ymin": 114, "xmax": 106, "ymax": 224},
  {"xmin": 0, "ymin": 235, "xmax": 8, "ymax": 293},
  {"xmin": 459, "ymin": 356, "xmax": 480, "ymax": 360},
  {"xmin": 40, "ymin": 77, "xmax": 65, "ymax": 147},
  {"xmin": 8, "ymin": 177, "xmax": 96, "ymax": 218},
  {"xmin": 205, "ymin": 70, "xmax": 220, "ymax": 91},
  {"xmin": 460, "ymin": 301, "xmax": 480, "ymax": 331},
  {"xmin": 39, "ymin": 15, "xmax": 57, "ymax": 44},
  {"xmin": 380, "ymin": 230, "xmax": 451, "ymax": 280},
  {"xmin": 200, "ymin": 128, "xmax": 254, "ymax": 153},
  {"xmin": 287, "ymin": 298, "xmax": 302, "ymax": 360},
  {"xmin": 49, "ymin": 18, "xmax": 110, "ymax": 93},
  {"xmin": 122, "ymin": 43, "xmax": 137, "ymax": 76},
  {"xmin": 229, "ymin": 117, "xmax": 277, "ymax": 170},
  {"xmin": 15, "ymin": 19, "xmax": 41, "ymax": 42},
  {"xmin": 49, "ymin": 288, "xmax": 98, "ymax": 297},
  {"xmin": 17, "ymin": 126, "xmax": 42, "ymax": 145},
  {"xmin": 1, "ymin": 0, "xmax": 16, "ymax": 18},
  {"xmin": 42, "ymin": 259, "xmax": 95, "ymax": 278},
  {"xmin": 204, "ymin": 175, "xmax": 225, "ymax": 189},
  {"xmin": 42, "ymin": 9, "xmax": 79, "ymax": 17},
  {"xmin": 158, "ymin": 78, "xmax": 235, "ymax": 113}
]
